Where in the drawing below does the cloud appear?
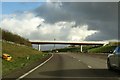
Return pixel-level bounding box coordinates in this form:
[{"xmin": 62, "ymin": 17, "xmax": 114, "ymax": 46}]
[
  {"xmin": 68, "ymin": 25, "xmax": 98, "ymax": 41},
  {"xmin": 34, "ymin": 2, "xmax": 118, "ymax": 41},
  {"xmin": 29, "ymin": 21, "xmax": 98, "ymax": 41},
  {"xmin": 1, "ymin": 11, "xmax": 97, "ymax": 41},
  {"xmin": 1, "ymin": 12, "xmax": 44, "ymax": 38},
  {"xmin": 1, "ymin": 2, "xmax": 118, "ymax": 41}
]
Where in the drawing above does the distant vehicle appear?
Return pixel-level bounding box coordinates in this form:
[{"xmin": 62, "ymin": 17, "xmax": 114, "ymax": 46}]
[
  {"xmin": 51, "ymin": 50, "xmax": 58, "ymax": 53},
  {"xmin": 107, "ymin": 46, "xmax": 120, "ymax": 70},
  {"xmin": 56, "ymin": 50, "xmax": 58, "ymax": 53},
  {"xmin": 2, "ymin": 54, "xmax": 12, "ymax": 61}
]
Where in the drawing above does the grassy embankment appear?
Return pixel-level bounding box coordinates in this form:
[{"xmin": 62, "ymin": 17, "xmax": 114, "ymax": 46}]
[
  {"xmin": 1, "ymin": 29, "xmax": 50, "ymax": 75},
  {"xmin": 88, "ymin": 42, "xmax": 120, "ymax": 53},
  {"xmin": 2, "ymin": 29, "xmax": 31, "ymax": 47},
  {"xmin": 2, "ymin": 41, "xmax": 50, "ymax": 75},
  {"xmin": 88, "ymin": 45, "xmax": 116, "ymax": 53}
]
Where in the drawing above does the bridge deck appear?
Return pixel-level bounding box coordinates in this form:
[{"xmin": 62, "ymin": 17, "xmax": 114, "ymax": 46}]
[{"xmin": 30, "ymin": 41, "xmax": 109, "ymax": 45}]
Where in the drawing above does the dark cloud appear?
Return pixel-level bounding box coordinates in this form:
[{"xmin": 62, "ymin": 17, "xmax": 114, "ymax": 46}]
[
  {"xmin": 34, "ymin": 2, "xmax": 118, "ymax": 41},
  {"xmin": 85, "ymin": 31, "xmax": 118, "ymax": 41},
  {"xmin": 34, "ymin": 2, "xmax": 73, "ymax": 23}
]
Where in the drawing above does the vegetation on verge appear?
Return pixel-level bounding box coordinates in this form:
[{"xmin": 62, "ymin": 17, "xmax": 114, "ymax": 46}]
[
  {"xmin": 88, "ymin": 45, "xmax": 117, "ymax": 53},
  {"xmin": 2, "ymin": 41, "xmax": 49, "ymax": 75},
  {"xmin": 1, "ymin": 28, "xmax": 51, "ymax": 76},
  {"xmin": 88, "ymin": 42, "xmax": 120, "ymax": 53},
  {"xmin": 2, "ymin": 29, "xmax": 31, "ymax": 47}
]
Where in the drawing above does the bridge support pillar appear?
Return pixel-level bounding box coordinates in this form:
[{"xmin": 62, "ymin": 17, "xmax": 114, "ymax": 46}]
[
  {"xmin": 80, "ymin": 45, "xmax": 83, "ymax": 52},
  {"xmin": 38, "ymin": 44, "xmax": 41, "ymax": 51}
]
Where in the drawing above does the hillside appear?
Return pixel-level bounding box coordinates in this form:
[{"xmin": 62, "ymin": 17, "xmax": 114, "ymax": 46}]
[
  {"xmin": 2, "ymin": 29, "xmax": 31, "ymax": 47},
  {"xmin": 1, "ymin": 29, "xmax": 50, "ymax": 76}
]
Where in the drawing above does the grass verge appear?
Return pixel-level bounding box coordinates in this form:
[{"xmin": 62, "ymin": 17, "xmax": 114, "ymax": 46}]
[
  {"xmin": 2, "ymin": 41, "xmax": 50, "ymax": 76},
  {"xmin": 88, "ymin": 45, "xmax": 116, "ymax": 53}
]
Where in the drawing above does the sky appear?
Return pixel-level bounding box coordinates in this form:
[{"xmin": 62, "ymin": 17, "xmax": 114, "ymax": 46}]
[
  {"xmin": 1, "ymin": 1, "xmax": 119, "ymax": 41},
  {"xmin": 2, "ymin": 2, "xmax": 44, "ymax": 14}
]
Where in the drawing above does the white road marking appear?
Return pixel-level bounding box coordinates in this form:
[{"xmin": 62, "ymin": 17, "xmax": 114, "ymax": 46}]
[
  {"xmin": 78, "ymin": 60, "xmax": 81, "ymax": 61},
  {"xmin": 16, "ymin": 54, "xmax": 54, "ymax": 80},
  {"xmin": 88, "ymin": 65, "xmax": 92, "ymax": 68}
]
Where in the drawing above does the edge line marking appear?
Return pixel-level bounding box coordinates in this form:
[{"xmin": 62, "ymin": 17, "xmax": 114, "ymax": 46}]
[{"xmin": 16, "ymin": 54, "xmax": 53, "ymax": 80}]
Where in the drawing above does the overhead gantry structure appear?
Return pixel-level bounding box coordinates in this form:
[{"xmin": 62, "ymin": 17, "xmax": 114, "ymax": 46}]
[{"xmin": 30, "ymin": 40, "xmax": 109, "ymax": 52}]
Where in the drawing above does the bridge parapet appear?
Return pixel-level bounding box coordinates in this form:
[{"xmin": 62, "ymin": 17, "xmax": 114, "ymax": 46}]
[{"xmin": 30, "ymin": 40, "xmax": 109, "ymax": 45}]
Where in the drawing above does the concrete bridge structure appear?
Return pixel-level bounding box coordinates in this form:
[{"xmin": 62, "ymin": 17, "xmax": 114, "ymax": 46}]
[{"xmin": 30, "ymin": 40, "xmax": 109, "ymax": 52}]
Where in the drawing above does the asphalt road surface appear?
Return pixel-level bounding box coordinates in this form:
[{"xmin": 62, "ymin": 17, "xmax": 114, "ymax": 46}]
[{"xmin": 20, "ymin": 52, "xmax": 120, "ymax": 80}]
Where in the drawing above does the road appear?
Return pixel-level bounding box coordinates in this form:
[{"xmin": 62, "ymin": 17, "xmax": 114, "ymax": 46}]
[{"xmin": 20, "ymin": 52, "xmax": 120, "ymax": 80}]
